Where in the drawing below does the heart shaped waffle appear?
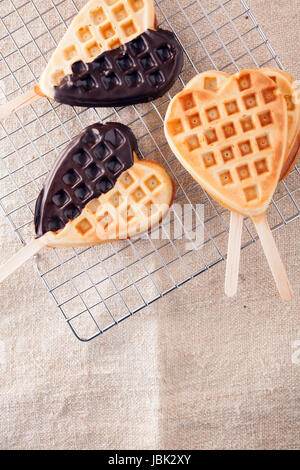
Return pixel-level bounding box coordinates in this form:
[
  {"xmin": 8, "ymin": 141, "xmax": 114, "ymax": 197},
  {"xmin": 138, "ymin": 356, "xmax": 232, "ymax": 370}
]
[
  {"xmin": 53, "ymin": 29, "xmax": 183, "ymax": 108},
  {"xmin": 262, "ymin": 68, "xmax": 300, "ymax": 178},
  {"xmin": 185, "ymin": 69, "xmax": 300, "ymax": 180},
  {"xmin": 34, "ymin": 122, "xmax": 174, "ymax": 247},
  {"xmin": 44, "ymin": 155, "xmax": 174, "ymax": 247},
  {"xmin": 165, "ymin": 70, "xmax": 288, "ymax": 218}
]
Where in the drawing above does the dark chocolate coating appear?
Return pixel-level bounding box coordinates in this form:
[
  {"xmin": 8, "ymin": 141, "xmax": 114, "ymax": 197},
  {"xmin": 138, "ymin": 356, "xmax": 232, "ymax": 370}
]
[
  {"xmin": 54, "ymin": 29, "xmax": 183, "ymax": 107},
  {"xmin": 34, "ymin": 122, "xmax": 138, "ymax": 237}
]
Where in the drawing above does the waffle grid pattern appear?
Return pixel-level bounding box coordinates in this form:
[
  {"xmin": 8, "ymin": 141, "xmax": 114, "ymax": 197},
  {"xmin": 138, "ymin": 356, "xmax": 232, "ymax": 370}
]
[
  {"xmin": 0, "ymin": 0, "xmax": 299, "ymax": 341},
  {"xmin": 49, "ymin": 161, "xmax": 168, "ymax": 243},
  {"xmin": 167, "ymin": 73, "xmax": 284, "ymax": 209}
]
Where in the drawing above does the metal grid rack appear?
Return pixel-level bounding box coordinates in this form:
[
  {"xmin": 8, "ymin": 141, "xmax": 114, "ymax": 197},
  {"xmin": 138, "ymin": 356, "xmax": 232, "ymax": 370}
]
[{"xmin": 0, "ymin": 0, "xmax": 299, "ymax": 341}]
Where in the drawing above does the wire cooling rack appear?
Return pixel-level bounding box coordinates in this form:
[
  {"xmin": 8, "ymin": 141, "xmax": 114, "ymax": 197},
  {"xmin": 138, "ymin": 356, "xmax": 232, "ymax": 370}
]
[{"xmin": 0, "ymin": 0, "xmax": 299, "ymax": 341}]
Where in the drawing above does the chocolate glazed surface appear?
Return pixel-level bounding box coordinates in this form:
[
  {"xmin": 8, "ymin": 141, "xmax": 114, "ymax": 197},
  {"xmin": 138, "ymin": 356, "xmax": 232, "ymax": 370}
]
[
  {"xmin": 54, "ymin": 29, "xmax": 183, "ymax": 107},
  {"xmin": 34, "ymin": 122, "xmax": 138, "ymax": 237}
]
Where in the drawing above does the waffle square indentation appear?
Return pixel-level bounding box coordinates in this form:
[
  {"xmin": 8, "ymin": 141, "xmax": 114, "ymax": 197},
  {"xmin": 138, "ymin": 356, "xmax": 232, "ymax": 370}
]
[
  {"xmin": 206, "ymin": 106, "xmax": 220, "ymax": 122},
  {"xmin": 110, "ymin": 191, "xmax": 122, "ymax": 207},
  {"xmin": 221, "ymin": 146, "xmax": 234, "ymax": 162},
  {"xmin": 98, "ymin": 211, "xmax": 113, "ymax": 230},
  {"xmin": 77, "ymin": 26, "xmax": 92, "ymax": 43},
  {"xmin": 168, "ymin": 119, "xmax": 184, "ymax": 136},
  {"xmin": 86, "ymin": 42, "xmax": 101, "ymax": 58},
  {"xmin": 243, "ymin": 93, "xmax": 257, "ymax": 109},
  {"xmin": 244, "ymin": 185, "xmax": 258, "ymax": 202},
  {"xmin": 204, "ymin": 77, "xmax": 217, "ymax": 91},
  {"xmin": 85, "ymin": 163, "xmax": 101, "ymax": 180},
  {"xmin": 219, "ymin": 170, "xmax": 233, "ymax": 186},
  {"xmin": 222, "ymin": 123, "xmax": 236, "ymax": 139},
  {"xmin": 112, "ymin": 4, "xmax": 128, "ymax": 21},
  {"xmin": 74, "ymin": 183, "xmax": 91, "ymax": 201},
  {"xmin": 120, "ymin": 171, "xmax": 134, "ymax": 188},
  {"xmin": 121, "ymin": 20, "xmax": 137, "ymax": 38},
  {"xmin": 225, "ymin": 100, "xmax": 239, "ymax": 115},
  {"xmin": 205, "ymin": 128, "xmax": 218, "ymax": 144},
  {"xmin": 255, "ymin": 158, "xmax": 269, "ymax": 175},
  {"xmin": 262, "ymin": 87, "xmax": 276, "ymax": 104},
  {"xmin": 238, "ymin": 74, "xmax": 252, "ymax": 91},
  {"xmin": 129, "ymin": 0, "xmax": 144, "ymax": 12},
  {"xmin": 285, "ymin": 94, "xmax": 295, "ymax": 111},
  {"xmin": 109, "ymin": 38, "xmax": 121, "ymax": 49},
  {"xmin": 52, "ymin": 190, "xmax": 69, "ymax": 207},
  {"xmin": 188, "ymin": 113, "xmax": 201, "ymax": 129},
  {"xmin": 256, "ymin": 135, "xmax": 270, "ymax": 150},
  {"xmin": 145, "ymin": 175, "xmax": 160, "ymax": 191},
  {"xmin": 99, "ymin": 23, "xmax": 115, "ymax": 40},
  {"xmin": 240, "ymin": 116, "xmax": 255, "ymax": 132},
  {"xmin": 62, "ymin": 169, "xmax": 80, "ymax": 187},
  {"xmin": 86, "ymin": 199, "xmax": 101, "ymax": 214},
  {"xmin": 185, "ymin": 134, "xmax": 201, "ymax": 151},
  {"xmin": 258, "ymin": 110, "xmax": 273, "ymax": 127},
  {"xmin": 90, "ymin": 7, "xmax": 106, "ymax": 25},
  {"xmin": 238, "ymin": 140, "xmax": 253, "ymax": 156},
  {"xmin": 132, "ymin": 186, "xmax": 146, "ymax": 202},
  {"xmin": 64, "ymin": 45, "xmax": 77, "ymax": 61}
]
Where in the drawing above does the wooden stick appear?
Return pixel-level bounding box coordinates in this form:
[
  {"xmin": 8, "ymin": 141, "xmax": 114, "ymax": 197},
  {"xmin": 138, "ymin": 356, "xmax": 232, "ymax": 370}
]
[
  {"xmin": 0, "ymin": 237, "xmax": 46, "ymax": 284},
  {"xmin": 225, "ymin": 211, "xmax": 243, "ymax": 297},
  {"xmin": 0, "ymin": 88, "xmax": 42, "ymax": 121},
  {"xmin": 253, "ymin": 214, "xmax": 293, "ymax": 301}
]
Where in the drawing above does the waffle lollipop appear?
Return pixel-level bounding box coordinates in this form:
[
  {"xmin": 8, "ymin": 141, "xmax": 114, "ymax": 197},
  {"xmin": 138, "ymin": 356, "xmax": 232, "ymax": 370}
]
[
  {"xmin": 165, "ymin": 69, "xmax": 293, "ymax": 299},
  {"xmin": 224, "ymin": 69, "xmax": 300, "ymax": 297},
  {"xmin": 0, "ymin": 0, "xmax": 183, "ymax": 118},
  {"xmin": 0, "ymin": 123, "xmax": 175, "ymax": 283}
]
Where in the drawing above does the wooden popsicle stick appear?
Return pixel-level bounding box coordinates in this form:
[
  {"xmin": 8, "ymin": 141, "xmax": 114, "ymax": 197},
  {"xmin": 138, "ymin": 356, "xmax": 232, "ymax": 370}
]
[
  {"xmin": 225, "ymin": 211, "xmax": 243, "ymax": 297},
  {"xmin": 0, "ymin": 87, "xmax": 42, "ymax": 121},
  {"xmin": 0, "ymin": 237, "xmax": 46, "ymax": 284},
  {"xmin": 253, "ymin": 214, "xmax": 293, "ymax": 301}
]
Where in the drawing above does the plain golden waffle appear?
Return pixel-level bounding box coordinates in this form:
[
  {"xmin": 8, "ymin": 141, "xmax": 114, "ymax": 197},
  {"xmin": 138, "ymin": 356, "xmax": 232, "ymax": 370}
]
[
  {"xmin": 262, "ymin": 68, "xmax": 300, "ymax": 178},
  {"xmin": 44, "ymin": 155, "xmax": 175, "ymax": 247},
  {"xmin": 186, "ymin": 69, "xmax": 300, "ymax": 180},
  {"xmin": 39, "ymin": 0, "xmax": 156, "ymax": 99},
  {"xmin": 165, "ymin": 70, "xmax": 288, "ymax": 218}
]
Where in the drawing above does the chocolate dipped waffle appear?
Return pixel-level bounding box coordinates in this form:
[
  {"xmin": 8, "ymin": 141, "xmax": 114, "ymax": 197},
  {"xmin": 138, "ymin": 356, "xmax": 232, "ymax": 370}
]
[{"xmin": 0, "ymin": 0, "xmax": 183, "ymax": 118}]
